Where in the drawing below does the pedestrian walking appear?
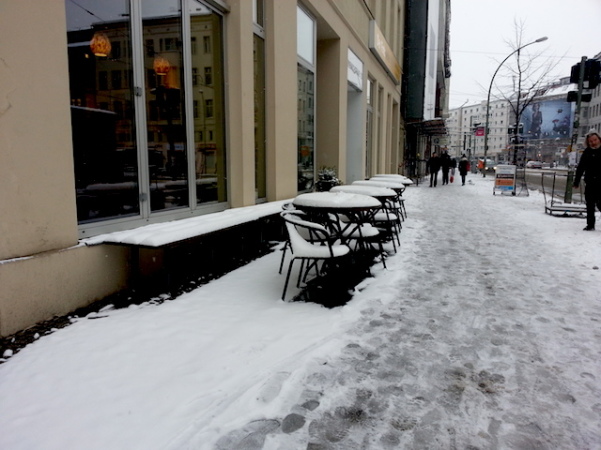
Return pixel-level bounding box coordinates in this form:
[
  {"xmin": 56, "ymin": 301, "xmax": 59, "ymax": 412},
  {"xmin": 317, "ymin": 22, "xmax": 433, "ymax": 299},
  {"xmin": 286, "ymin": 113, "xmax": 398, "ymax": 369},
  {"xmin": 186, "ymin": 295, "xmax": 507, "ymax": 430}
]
[
  {"xmin": 458, "ymin": 154, "xmax": 469, "ymax": 185},
  {"xmin": 427, "ymin": 152, "xmax": 441, "ymax": 187},
  {"xmin": 440, "ymin": 151, "xmax": 452, "ymax": 185},
  {"xmin": 573, "ymin": 131, "xmax": 601, "ymax": 231}
]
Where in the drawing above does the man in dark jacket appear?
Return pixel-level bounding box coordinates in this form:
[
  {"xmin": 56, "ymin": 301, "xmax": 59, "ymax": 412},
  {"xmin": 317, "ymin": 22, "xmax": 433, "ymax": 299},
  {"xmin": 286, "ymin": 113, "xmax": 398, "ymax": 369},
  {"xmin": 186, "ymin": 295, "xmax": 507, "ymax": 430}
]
[
  {"xmin": 440, "ymin": 151, "xmax": 452, "ymax": 185},
  {"xmin": 427, "ymin": 152, "xmax": 441, "ymax": 187},
  {"xmin": 574, "ymin": 131, "xmax": 601, "ymax": 230}
]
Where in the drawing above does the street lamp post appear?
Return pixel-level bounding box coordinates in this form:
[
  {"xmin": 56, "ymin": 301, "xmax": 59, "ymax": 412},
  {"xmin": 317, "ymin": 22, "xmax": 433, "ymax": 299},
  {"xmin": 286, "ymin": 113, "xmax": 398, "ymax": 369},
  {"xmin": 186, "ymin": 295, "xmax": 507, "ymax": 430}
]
[{"xmin": 482, "ymin": 36, "xmax": 548, "ymax": 177}]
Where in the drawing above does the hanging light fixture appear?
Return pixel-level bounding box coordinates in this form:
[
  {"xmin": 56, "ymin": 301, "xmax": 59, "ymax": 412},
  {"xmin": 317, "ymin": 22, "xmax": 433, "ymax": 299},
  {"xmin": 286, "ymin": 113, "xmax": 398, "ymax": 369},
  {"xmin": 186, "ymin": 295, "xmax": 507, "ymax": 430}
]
[
  {"xmin": 90, "ymin": 32, "xmax": 111, "ymax": 57},
  {"xmin": 153, "ymin": 55, "xmax": 171, "ymax": 76}
]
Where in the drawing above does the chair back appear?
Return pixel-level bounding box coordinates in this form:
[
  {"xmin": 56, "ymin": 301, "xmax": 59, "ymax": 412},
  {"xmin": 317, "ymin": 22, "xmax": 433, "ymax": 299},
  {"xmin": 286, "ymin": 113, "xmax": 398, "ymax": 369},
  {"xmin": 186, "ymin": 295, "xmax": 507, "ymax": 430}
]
[{"xmin": 282, "ymin": 210, "xmax": 330, "ymax": 239}]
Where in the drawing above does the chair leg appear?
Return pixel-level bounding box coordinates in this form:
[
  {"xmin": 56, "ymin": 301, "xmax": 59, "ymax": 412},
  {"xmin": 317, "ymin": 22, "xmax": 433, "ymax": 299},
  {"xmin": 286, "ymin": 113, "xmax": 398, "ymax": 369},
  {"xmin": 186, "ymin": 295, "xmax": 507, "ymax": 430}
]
[
  {"xmin": 282, "ymin": 259, "xmax": 295, "ymax": 300},
  {"xmin": 378, "ymin": 240, "xmax": 387, "ymax": 269},
  {"xmin": 278, "ymin": 242, "xmax": 289, "ymax": 274}
]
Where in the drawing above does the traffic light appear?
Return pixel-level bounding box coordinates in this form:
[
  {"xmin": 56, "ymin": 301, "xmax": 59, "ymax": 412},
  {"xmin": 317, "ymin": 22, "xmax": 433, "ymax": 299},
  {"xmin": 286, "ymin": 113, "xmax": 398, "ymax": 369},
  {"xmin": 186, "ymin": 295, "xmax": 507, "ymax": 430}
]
[
  {"xmin": 585, "ymin": 59, "xmax": 600, "ymax": 89},
  {"xmin": 570, "ymin": 64, "xmax": 580, "ymax": 83},
  {"xmin": 507, "ymin": 123, "xmax": 524, "ymax": 134},
  {"xmin": 569, "ymin": 59, "xmax": 600, "ymax": 89},
  {"xmin": 567, "ymin": 91, "xmax": 592, "ymax": 102}
]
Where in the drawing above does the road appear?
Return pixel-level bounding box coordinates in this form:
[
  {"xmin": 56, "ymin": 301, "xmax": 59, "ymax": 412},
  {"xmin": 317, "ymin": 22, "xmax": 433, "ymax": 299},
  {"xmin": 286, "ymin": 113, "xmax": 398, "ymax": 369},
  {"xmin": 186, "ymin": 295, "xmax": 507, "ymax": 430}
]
[{"xmin": 523, "ymin": 168, "xmax": 585, "ymax": 203}]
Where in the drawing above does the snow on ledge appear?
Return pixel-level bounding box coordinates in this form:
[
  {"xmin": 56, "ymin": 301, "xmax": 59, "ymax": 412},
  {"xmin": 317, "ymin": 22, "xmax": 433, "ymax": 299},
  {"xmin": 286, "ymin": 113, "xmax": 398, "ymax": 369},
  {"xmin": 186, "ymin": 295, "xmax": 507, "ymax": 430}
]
[{"xmin": 83, "ymin": 200, "xmax": 291, "ymax": 248}]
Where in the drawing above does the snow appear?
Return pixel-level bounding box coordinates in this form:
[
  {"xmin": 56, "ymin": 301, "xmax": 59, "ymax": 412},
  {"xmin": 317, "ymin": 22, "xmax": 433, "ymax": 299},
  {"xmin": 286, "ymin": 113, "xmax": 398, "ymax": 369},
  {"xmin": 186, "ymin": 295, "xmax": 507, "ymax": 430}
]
[
  {"xmin": 1, "ymin": 173, "xmax": 600, "ymax": 449},
  {"xmin": 293, "ymin": 192, "xmax": 381, "ymax": 208},
  {"xmin": 83, "ymin": 200, "xmax": 291, "ymax": 247},
  {"xmin": 330, "ymin": 185, "xmax": 397, "ymax": 198}
]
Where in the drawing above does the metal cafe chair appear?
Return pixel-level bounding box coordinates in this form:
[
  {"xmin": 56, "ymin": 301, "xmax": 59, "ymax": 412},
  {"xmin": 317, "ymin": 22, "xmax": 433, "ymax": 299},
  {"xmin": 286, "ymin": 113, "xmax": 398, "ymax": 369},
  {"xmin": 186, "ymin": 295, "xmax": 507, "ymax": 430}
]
[
  {"xmin": 280, "ymin": 211, "xmax": 350, "ymax": 301},
  {"xmin": 326, "ymin": 212, "xmax": 388, "ymax": 268}
]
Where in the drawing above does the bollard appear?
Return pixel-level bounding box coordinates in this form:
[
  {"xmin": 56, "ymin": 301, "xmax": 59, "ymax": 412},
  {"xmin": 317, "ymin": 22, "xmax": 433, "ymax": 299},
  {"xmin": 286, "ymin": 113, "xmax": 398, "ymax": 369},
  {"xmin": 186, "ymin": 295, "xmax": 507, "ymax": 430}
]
[{"xmin": 564, "ymin": 169, "xmax": 574, "ymax": 204}]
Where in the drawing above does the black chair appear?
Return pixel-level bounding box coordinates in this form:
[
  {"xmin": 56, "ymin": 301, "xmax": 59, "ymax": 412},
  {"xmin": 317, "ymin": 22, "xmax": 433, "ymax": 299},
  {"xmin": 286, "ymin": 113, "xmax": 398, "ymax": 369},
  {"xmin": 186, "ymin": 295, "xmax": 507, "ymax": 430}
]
[{"xmin": 280, "ymin": 211, "xmax": 350, "ymax": 300}]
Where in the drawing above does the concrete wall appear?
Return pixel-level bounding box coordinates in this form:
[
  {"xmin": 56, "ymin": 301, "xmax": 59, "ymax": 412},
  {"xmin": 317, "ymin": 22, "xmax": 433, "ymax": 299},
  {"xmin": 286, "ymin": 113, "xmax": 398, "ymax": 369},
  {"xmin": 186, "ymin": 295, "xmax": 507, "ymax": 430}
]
[
  {"xmin": 0, "ymin": 245, "xmax": 129, "ymax": 336},
  {"xmin": 0, "ymin": 1, "xmax": 78, "ymax": 260},
  {"xmin": 0, "ymin": 2, "xmax": 131, "ymax": 336}
]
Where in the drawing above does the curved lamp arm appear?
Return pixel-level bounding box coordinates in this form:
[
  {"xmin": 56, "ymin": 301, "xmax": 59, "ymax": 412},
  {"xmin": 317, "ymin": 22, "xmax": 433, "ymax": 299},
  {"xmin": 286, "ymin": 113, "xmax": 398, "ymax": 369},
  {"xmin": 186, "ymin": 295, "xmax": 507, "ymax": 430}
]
[{"xmin": 482, "ymin": 36, "xmax": 548, "ymax": 176}]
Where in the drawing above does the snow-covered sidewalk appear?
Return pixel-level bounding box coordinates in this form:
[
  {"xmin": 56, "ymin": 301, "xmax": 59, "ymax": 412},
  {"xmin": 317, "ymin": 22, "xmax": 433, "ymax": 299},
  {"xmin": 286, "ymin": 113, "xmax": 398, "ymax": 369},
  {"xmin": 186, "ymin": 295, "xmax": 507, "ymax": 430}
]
[{"xmin": 1, "ymin": 173, "xmax": 600, "ymax": 449}]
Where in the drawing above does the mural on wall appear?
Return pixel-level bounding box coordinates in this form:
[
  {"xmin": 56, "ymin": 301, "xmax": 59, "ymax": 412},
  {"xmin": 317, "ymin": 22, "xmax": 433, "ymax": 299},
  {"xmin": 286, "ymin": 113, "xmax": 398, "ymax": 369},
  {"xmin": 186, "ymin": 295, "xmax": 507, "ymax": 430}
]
[{"xmin": 521, "ymin": 99, "xmax": 574, "ymax": 140}]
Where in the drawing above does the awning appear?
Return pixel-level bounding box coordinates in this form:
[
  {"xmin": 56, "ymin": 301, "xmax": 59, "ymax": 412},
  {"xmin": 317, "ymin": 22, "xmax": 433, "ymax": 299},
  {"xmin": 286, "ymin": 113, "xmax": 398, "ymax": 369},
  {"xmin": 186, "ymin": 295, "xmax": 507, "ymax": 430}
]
[{"xmin": 417, "ymin": 118, "xmax": 447, "ymax": 136}]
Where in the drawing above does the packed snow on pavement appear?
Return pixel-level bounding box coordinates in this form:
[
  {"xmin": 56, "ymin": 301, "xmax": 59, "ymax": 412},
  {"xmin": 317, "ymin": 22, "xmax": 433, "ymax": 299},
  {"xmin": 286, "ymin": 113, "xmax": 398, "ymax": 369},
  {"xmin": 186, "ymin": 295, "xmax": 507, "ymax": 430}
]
[{"xmin": 1, "ymin": 172, "xmax": 600, "ymax": 449}]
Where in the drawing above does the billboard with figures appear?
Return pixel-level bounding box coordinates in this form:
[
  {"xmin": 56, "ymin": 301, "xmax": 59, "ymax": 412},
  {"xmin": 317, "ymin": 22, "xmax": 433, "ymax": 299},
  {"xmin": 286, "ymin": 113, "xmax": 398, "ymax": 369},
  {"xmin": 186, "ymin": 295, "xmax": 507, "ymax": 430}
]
[{"xmin": 521, "ymin": 99, "xmax": 574, "ymax": 140}]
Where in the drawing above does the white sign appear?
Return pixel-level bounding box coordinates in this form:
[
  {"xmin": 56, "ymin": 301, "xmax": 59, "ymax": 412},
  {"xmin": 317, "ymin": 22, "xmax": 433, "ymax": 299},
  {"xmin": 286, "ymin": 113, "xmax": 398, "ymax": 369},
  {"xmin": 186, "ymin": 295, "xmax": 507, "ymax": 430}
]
[
  {"xmin": 493, "ymin": 165, "xmax": 516, "ymax": 195},
  {"xmin": 347, "ymin": 49, "xmax": 363, "ymax": 91}
]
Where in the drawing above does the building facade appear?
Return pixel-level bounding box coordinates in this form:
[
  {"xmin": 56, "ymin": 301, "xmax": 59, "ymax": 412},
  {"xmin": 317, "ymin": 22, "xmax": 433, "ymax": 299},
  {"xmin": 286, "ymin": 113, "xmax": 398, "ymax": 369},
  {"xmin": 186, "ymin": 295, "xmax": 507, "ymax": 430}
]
[
  {"xmin": 1, "ymin": 0, "xmax": 426, "ymax": 336},
  {"xmin": 402, "ymin": 0, "xmax": 451, "ymax": 177},
  {"xmin": 446, "ymin": 100, "xmax": 510, "ymax": 165}
]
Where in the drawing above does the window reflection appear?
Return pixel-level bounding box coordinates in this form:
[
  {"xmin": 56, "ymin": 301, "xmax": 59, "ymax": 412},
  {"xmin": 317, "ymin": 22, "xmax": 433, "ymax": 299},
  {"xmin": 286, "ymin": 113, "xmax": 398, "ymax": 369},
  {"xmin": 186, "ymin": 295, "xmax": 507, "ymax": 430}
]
[
  {"xmin": 297, "ymin": 64, "xmax": 315, "ymax": 191},
  {"xmin": 254, "ymin": 33, "xmax": 266, "ymax": 199},
  {"xmin": 66, "ymin": 0, "xmax": 140, "ymax": 223},
  {"xmin": 66, "ymin": 0, "xmax": 228, "ymax": 226},
  {"xmin": 190, "ymin": 4, "xmax": 227, "ymax": 204},
  {"xmin": 142, "ymin": 0, "xmax": 189, "ymax": 211}
]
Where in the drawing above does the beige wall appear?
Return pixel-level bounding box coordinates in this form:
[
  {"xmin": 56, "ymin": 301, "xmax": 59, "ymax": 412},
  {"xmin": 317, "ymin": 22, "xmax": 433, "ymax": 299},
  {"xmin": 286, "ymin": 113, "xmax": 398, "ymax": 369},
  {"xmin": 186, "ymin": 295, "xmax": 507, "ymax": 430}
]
[
  {"xmin": 0, "ymin": 1, "xmax": 129, "ymax": 337},
  {"xmin": 0, "ymin": 245, "xmax": 130, "ymax": 337},
  {"xmin": 226, "ymin": 0, "xmax": 257, "ymax": 207},
  {"xmin": 0, "ymin": 0, "xmax": 79, "ymax": 261},
  {"xmin": 316, "ymin": 38, "xmax": 345, "ymax": 176},
  {"xmin": 264, "ymin": 0, "xmax": 299, "ymax": 201}
]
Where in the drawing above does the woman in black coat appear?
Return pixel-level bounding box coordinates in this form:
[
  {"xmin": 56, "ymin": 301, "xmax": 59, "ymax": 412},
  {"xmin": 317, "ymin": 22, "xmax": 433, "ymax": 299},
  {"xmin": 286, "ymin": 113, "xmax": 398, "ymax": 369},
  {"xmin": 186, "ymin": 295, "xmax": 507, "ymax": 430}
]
[
  {"xmin": 574, "ymin": 132, "xmax": 601, "ymax": 230},
  {"xmin": 458, "ymin": 154, "xmax": 469, "ymax": 186}
]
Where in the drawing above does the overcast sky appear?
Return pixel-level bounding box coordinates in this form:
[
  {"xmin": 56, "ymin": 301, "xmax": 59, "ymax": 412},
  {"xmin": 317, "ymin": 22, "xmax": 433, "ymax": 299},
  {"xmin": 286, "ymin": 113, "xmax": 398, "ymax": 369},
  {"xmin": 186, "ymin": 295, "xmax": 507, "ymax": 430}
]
[{"xmin": 448, "ymin": 0, "xmax": 601, "ymax": 109}]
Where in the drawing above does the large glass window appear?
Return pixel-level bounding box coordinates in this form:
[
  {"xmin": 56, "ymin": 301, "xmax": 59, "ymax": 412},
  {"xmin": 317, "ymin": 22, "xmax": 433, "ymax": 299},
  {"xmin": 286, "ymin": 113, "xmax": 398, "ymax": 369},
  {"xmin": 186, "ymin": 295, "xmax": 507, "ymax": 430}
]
[
  {"xmin": 366, "ymin": 78, "xmax": 374, "ymax": 176},
  {"xmin": 253, "ymin": 0, "xmax": 266, "ymax": 199},
  {"xmin": 297, "ymin": 6, "xmax": 315, "ymax": 192},
  {"xmin": 190, "ymin": 1, "xmax": 227, "ymax": 203},
  {"xmin": 66, "ymin": 0, "xmax": 228, "ymax": 230},
  {"xmin": 142, "ymin": 0, "xmax": 189, "ymax": 211},
  {"xmin": 66, "ymin": 0, "xmax": 139, "ymax": 223}
]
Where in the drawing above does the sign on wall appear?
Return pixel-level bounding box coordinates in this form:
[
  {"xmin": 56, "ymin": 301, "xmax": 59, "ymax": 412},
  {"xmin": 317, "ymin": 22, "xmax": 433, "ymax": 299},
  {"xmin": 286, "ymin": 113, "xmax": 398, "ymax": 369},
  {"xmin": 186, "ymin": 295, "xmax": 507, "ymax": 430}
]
[{"xmin": 347, "ymin": 49, "xmax": 363, "ymax": 91}]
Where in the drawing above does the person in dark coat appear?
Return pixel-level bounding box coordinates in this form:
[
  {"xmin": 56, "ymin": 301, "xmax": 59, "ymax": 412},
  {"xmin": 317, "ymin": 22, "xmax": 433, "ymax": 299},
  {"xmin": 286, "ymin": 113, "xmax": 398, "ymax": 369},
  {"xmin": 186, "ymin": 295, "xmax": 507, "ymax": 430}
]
[
  {"xmin": 440, "ymin": 151, "xmax": 452, "ymax": 185},
  {"xmin": 458, "ymin": 154, "xmax": 469, "ymax": 186},
  {"xmin": 574, "ymin": 131, "xmax": 601, "ymax": 230},
  {"xmin": 427, "ymin": 152, "xmax": 441, "ymax": 187}
]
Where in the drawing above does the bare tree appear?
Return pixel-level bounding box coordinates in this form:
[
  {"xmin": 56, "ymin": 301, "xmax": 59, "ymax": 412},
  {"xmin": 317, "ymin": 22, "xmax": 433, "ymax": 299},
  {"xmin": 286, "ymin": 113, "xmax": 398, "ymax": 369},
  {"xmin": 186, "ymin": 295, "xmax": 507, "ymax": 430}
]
[{"xmin": 491, "ymin": 20, "xmax": 560, "ymax": 165}]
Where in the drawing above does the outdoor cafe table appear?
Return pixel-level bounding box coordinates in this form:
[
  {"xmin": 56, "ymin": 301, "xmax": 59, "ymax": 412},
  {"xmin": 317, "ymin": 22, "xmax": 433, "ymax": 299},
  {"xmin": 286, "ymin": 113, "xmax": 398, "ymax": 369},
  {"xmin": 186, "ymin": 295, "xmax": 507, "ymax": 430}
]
[
  {"xmin": 352, "ymin": 179, "xmax": 406, "ymax": 195},
  {"xmin": 331, "ymin": 184, "xmax": 401, "ymax": 246},
  {"xmin": 372, "ymin": 174, "xmax": 414, "ymax": 185},
  {"xmin": 292, "ymin": 191, "xmax": 381, "ymax": 244},
  {"xmin": 329, "ymin": 185, "xmax": 397, "ymax": 205}
]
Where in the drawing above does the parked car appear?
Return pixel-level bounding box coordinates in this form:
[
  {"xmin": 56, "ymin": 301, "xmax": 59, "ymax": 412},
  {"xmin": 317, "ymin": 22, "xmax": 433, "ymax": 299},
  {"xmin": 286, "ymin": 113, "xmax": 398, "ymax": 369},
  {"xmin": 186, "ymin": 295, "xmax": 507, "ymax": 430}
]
[
  {"xmin": 477, "ymin": 159, "xmax": 495, "ymax": 172},
  {"xmin": 526, "ymin": 161, "xmax": 543, "ymax": 169}
]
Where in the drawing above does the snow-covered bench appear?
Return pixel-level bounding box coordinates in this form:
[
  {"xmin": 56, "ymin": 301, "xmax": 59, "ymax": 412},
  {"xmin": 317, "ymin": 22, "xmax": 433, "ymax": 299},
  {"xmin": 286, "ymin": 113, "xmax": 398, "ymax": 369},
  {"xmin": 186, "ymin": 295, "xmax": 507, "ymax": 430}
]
[{"xmin": 83, "ymin": 200, "xmax": 291, "ymax": 291}]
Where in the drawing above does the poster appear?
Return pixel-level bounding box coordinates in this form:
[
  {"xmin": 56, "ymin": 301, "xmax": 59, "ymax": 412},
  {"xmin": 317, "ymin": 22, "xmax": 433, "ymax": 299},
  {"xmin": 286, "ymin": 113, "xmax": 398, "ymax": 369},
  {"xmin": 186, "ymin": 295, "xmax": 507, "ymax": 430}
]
[{"xmin": 521, "ymin": 100, "xmax": 574, "ymax": 140}]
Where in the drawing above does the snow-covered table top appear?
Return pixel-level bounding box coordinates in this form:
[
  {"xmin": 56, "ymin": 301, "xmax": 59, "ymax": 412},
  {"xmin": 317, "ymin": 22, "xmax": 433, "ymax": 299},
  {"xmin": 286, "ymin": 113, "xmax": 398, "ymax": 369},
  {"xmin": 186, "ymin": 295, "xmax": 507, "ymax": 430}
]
[
  {"xmin": 371, "ymin": 174, "xmax": 414, "ymax": 185},
  {"xmin": 330, "ymin": 185, "xmax": 396, "ymax": 199},
  {"xmin": 293, "ymin": 192, "xmax": 380, "ymax": 209},
  {"xmin": 83, "ymin": 200, "xmax": 291, "ymax": 248},
  {"xmin": 352, "ymin": 179, "xmax": 406, "ymax": 191}
]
